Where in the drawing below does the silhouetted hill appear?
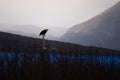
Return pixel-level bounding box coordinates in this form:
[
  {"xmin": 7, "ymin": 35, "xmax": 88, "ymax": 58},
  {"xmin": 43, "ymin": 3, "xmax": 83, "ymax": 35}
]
[
  {"xmin": 0, "ymin": 31, "xmax": 120, "ymax": 56},
  {"xmin": 61, "ymin": 1, "xmax": 120, "ymax": 50}
]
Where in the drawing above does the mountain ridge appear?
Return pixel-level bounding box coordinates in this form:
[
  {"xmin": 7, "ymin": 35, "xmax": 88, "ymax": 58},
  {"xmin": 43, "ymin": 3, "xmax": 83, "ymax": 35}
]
[{"xmin": 61, "ymin": 1, "xmax": 120, "ymax": 50}]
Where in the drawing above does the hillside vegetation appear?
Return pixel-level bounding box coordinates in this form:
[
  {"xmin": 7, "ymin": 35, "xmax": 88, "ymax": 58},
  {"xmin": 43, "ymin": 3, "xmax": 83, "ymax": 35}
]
[{"xmin": 0, "ymin": 31, "xmax": 119, "ymax": 56}]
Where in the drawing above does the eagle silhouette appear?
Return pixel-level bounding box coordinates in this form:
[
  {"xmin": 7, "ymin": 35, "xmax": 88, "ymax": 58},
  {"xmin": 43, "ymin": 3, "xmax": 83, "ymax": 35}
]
[{"xmin": 39, "ymin": 29, "xmax": 48, "ymax": 36}]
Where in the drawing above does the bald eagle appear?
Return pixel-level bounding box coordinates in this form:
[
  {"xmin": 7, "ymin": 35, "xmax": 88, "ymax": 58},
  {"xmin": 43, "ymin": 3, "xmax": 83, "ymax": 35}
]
[{"xmin": 39, "ymin": 29, "xmax": 48, "ymax": 36}]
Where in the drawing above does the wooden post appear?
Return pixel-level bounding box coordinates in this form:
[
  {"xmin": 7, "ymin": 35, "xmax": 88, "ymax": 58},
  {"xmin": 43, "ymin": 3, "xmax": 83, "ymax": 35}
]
[{"xmin": 42, "ymin": 34, "xmax": 45, "ymax": 49}]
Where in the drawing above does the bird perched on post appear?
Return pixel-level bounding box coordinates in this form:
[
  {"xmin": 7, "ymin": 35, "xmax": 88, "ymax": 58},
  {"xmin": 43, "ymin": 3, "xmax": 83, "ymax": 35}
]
[
  {"xmin": 39, "ymin": 29, "xmax": 48, "ymax": 50},
  {"xmin": 39, "ymin": 29, "xmax": 48, "ymax": 36}
]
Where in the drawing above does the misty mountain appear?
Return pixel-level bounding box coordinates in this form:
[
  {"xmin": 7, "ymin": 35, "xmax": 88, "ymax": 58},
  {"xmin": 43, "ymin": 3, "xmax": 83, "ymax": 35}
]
[
  {"xmin": 61, "ymin": 2, "xmax": 120, "ymax": 50},
  {"xmin": 0, "ymin": 24, "xmax": 57, "ymax": 40},
  {"xmin": 0, "ymin": 24, "xmax": 42, "ymax": 37}
]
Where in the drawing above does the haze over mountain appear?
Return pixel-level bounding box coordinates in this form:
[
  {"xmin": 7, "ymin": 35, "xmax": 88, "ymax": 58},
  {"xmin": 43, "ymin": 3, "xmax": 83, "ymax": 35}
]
[
  {"xmin": 61, "ymin": 1, "xmax": 120, "ymax": 50},
  {"xmin": 0, "ymin": 24, "xmax": 57, "ymax": 40}
]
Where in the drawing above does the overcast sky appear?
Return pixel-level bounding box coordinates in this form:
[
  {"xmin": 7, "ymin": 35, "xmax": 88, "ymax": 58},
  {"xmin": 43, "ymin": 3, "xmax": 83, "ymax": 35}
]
[{"xmin": 0, "ymin": 0, "xmax": 119, "ymax": 37}]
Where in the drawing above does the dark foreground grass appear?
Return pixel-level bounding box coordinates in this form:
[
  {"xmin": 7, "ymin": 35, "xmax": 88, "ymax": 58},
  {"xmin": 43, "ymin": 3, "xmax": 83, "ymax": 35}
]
[{"xmin": 0, "ymin": 51, "xmax": 120, "ymax": 80}]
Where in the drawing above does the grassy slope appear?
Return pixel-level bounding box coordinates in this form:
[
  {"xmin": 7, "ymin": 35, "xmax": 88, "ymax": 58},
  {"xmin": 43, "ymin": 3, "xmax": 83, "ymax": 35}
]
[{"xmin": 0, "ymin": 31, "xmax": 119, "ymax": 56}]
